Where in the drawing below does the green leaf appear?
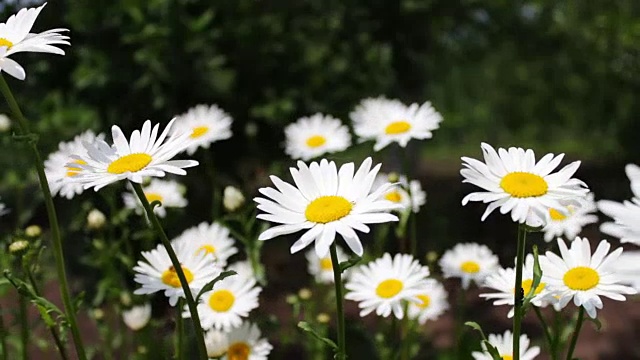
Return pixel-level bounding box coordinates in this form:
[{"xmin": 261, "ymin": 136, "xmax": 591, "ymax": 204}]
[
  {"xmin": 339, "ymin": 256, "xmax": 362, "ymax": 273},
  {"xmin": 465, "ymin": 322, "xmax": 501, "ymax": 360},
  {"xmin": 195, "ymin": 270, "xmax": 237, "ymax": 303},
  {"xmin": 297, "ymin": 321, "xmax": 338, "ymax": 350},
  {"xmin": 523, "ymin": 245, "xmax": 543, "ymax": 309},
  {"xmin": 587, "ymin": 316, "xmax": 602, "ymax": 331}
]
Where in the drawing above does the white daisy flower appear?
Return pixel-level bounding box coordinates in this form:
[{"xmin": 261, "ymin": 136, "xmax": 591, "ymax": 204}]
[
  {"xmin": 221, "ymin": 322, "xmax": 273, "ymax": 360},
  {"xmin": 44, "ymin": 130, "xmax": 104, "ymax": 199},
  {"xmin": 122, "ymin": 179, "xmax": 187, "ymax": 218},
  {"xmin": 345, "ymin": 253, "xmax": 430, "ymax": 319},
  {"xmin": 172, "ymin": 222, "xmax": 238, "ymax": 267},
  {"xmin": 598, "ymin": 167, "xmax": 640, "ymax": 246},
  {"xmin": 610, "ymin": 250, "xmax": 640, "ymax": 291},
  {"xmin": 186, "ymin": 272, "xmax": 262, "ymax": 332},
  {"xmin": 228, "ymin": 260, "xmax": 255, "ymax": 280},
  {"xmin": 172, "ymin": 104, "xmax": 233, "ymax": 155},
  {"xmin": 255, "ymin": 157, "xmax": 402, "ymax": 257},
  {"xmin": 439, "ymin": 243, "xmax": 499, "ymax": 289},
  {"xmin": 0, "ymin": 3, "xmax": 69, "ymax": 80},
  {"xmin": 204, "ymin": 329, "xmax": 228, "ymax": 358},
  {"xmin": 0, "ymin": 198, "xmax": 8, "ymax": 217},
  {"xmin": 133, "ymin": 241, "xmax": 221, "ymax": 306},
  {"xmin": 284, "ymin": 113, "xmax": 351, "ymax": 161},
  {"xmin": 461, "ymin": 143, "xmax": 589, "ymax": 226},
  {"xmin": 407, "ymin": 279, "xmax": 449, "ymax": 324},
  {"xmin": 480, "ymin": 254, "xmax": 555, "ymax": 318},
  {"xmin": 122, "ymin": 303, "xmax": 152, "ymax": 331},
  {"xmin": 542, "ymin": 193, "xmax": 598, "ymax": 242},
  {"xmin": 305, "ymin": 245, "xmax": 347, "ymax": 284},
  {"xmin": 350, "ymin": 97, "xmax": 442, "ymax": 152},
  {"xmin": 373, "ymin": 173, "xmax": 427, "ymax": 213},
  {"xmin": 471, "ymin": 330, "xmax": 540, "ymax": 360},
  {"xmin": 539, "ymin": 237, "xmax": 637, "ymax": 318},
  {"xmin": 626, "ymin": 163, "xmax": 640, "ymax": 193},
  {"xmin": 71, "ymin": 119, "xmax": 198, "ymax": 191}
]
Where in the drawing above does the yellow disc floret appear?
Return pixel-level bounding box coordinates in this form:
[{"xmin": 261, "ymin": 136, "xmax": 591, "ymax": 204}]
[
  {"xmin": 107, "ymin": 153, "xmax": 152, "ymax": 174},
  {"xmin": 415, "ymin": 294, "xmax": 431, "ymax": 309},
  {"xmin": 460, "ymin": 261, "xmax": 480, "ymax": 274},
  {"xmin": 305, "ymin": 196, "xmax": 353, "ymax": 223},
  {"xmin": 520, "ymin": 279, "xmax": 545, "ymax": 295},
  {"xmin": 376, "ymin": 279, "xmax": 404, "ymax": 298},
  {"xmin": 385, "ymin": 121, "xmax": 412, "ymax": 135},
  {"xmin": 197, "ymin": 245, "xmax": 216, "ymax": 255},
  {"xmin": 320, "ymin": 257, "xmax": 333, "ymax": 270},
  {"xmin": 549, "ymin": 208, "xmax": 567, "ymax": 221},
  {"xmin": 66, "ymin": 159, "xmax": 87, "ymax": 177},
  {"xmin": 384, "ymin": 191, "xmax": 402, "ymax": 203},
  {"xmin": 227, "ymin": 342, "xmax": 250, "ymax": 360},
  {"xmin": 563, "ymin": 267, "xmax": 599, "ymax": 291},
  {"xmin": 0, "ymin": 38, "xmax": 13, "ymax": 48},
  {"xmin": 161, "ymin": 265, "xmax": 194, "ymax": 288},
  {"xmin": 305, "ymin": 135, "xmax": 327, "ymax": 148},
  {"xmin": 500, "ymin": 172, "xmax": 548, "ymax": 198},
  {"xmin": 145, "ymin": 192, "xmax": 163, "ymax": 204},
  {"xmin": 208, "ymin": 289, "xmax": 235, "ymax": 312},
  {"xmin": 190, "ymin": 126, "xmax": 209, "ymax": 138}
]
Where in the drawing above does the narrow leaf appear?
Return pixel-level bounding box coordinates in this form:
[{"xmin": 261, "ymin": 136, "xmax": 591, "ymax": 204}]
[
  {"xmin": 339, "ymin": 256, "xmax": 361, "ymax": 273},
  {"xmin": 195, "ymin": 270, "xmax": 237, "ymax": 303},
  {"xmin": 298, "ymin": 321, "xmax": 338, "ymax": 350}
]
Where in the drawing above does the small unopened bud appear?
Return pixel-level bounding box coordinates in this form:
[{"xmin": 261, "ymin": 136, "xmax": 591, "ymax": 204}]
[
  {"xmin": 223, "ymin": 186, "xmax": 245, "ymax": 212},
  {"xmin": 298, "ymin": 288, "xmax": 312, "ymax": 300},
  {"xmin": 0, "ymin": 114, "xmax": 10, "ymax": 132},
  {"xmin": 9, "ymin": 240, "xmax": 29, "ymax": 254},
  {"xmin": 87, "ymin": 209, "xmax": 106, "ymax": 230},
  {"xmin": 387, "ymin": 172, "xmax": 400, "ymax": 183},
  {"xmin": 245, "ymin": 122, "xmax": 258, "ymax": 138},
  {"xmin": 25, "ymin": 225, "xmax": 42, "ymax": 238},
  {"xmin": 426, "ymin": 251, "xmax": 439, "ymax": 264},
  {"xmin": 285, "ymin": 294, "xmax": 298, "ymax": 304},
  {"xmin": 316, "ymin": 313, "xmax": 330, "ymax": 324},
  {"xmin": 137, "ymin": 346, "xmax": 147, "ymax": 354},
  {"xmin": 122, "ymin": 303, "xmax": 151, "ymax": 331},
  {"xmin": 92, "ymin": 308, "xmax": 105, "ymax": 320},
  {"xmin": 120, "ymin": 292, "xmax": 132, "ymax": 307}
]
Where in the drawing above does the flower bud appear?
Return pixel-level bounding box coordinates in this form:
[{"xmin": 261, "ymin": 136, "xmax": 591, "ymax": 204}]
[
  {"xmin": 316, "ymin": 313, "xmax": 330, "ymax": 324},
  {"xmin": 223, "ymin": 186, "xmax": 245, "ymax": 212},
  {"xmin": 25, "ymin": 225, "xmax": 42, "ymax": 238},
  {"xmin": 298, "ymin": 288, "xmax": 312, "ymax": 300},
  {"xmin": 0, "ymin": 114, "xmax": 10, "ymax": 132},
  {"xmin": 122, "ymin": 303, "xmax": 152, "ymax": 331},
  {"xmin": 87, "ymin": 209, "xmax": 106, "ymax": 230},
  {"xmin": 9, "ymin": 239, "xmax": 29, "ymax": 254}
]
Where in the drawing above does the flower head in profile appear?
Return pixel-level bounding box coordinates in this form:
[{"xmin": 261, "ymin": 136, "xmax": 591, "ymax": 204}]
[
  {"xmin": 228, "ymin": 260, "xmax": 255, "ymax": 280},
  {"xmin": 407, "ymin": 279, "xmax": 449, "ymax": 324},
  {"xmin": 480, "ymin": 254, "xmax": 555, "ymax": 318},
  {"xmin": 284, "ymin": 113, "xmax": 351, "ymax": 161},
  {"xmin": 598, "ymin": 164, "xmax": 640, "ymax": 246},
  {"xmin": 44, "ymin": 130, "xmax": 104, "ymax": 199},
  {"xmin": 122, "ymin": 179, "xmax": 187, "ymax": 218},
  {"xmin": 539, "ymin": 237, "xmax": 637, "ymax": 318},
  {"xmin": 461, "ymin": 143, "xmax": 589, "ymax": 226},
  {"xmin": 122, "ymin": 303, "xmax": 152, "ymax": 331},
  {"xmin": 255, "ymin": 158, "xmax": 401, "ymax": 257},
  {"xmin": 305, "ymin": 245, "xmax": 347, "ymax": 284},
  {"xmin": 172, "ymin": 222, "xmax": 238, "ymax": 267},
  {"xmin": 71, "ymin": 119, "xmax": 198, "ymax": 191},
  {"xmin": 374, "ymin": 173, "xmax": 427, "ymax": 213},
  {"xmin": 186, "ymin": 274, "xmax": 261, "ymax": 332},
  {"xmin": 172, "ymin": 104, "xmax": 233, "ymax": 155},
  {"xmin": 0, "ymin": 3, "xmax": 70, "ymax": 80},
  {"xmin": 471, "ymin": 330, "xmax": 540, "ymax": 360},
  {"xmin": 542, "ymin": 193, "xmax": 597, "ymax": 242},
  {"xmin": 345, "ymin": 253, "xmax": 430, "ymax": 319},
  {"xmin": 220, "ymin": 322, "xmax": 273, "ymax": 360},
  {"xmin": 439, "ymin": 243, "xmax": 499, "ymax": 289},
  {"xmin": 133, "ymin": 241, "xmax": 221, "ymax": 306},
  {"xmin": 350, "ymin": 97, "xmax": 442, "ymax": 151},
  {"xmin": 610, "ymin": 251, "xmax": 640, "ymax": 291}
]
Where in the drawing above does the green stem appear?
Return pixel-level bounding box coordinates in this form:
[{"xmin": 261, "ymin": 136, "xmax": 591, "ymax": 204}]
[
  {"xmin": 18, "ymin": 295, "xmax": 28, "ymax": 360},
  {"xmin": 399, "ymin": 302, "xmax": 410, "ymax": 360},
  {"xmin": 131, "ymin": 182, "xmax": 208, "ymax": 360},
  {"xmin": 176, "ymin": 300, "xmax": 184, "ymax": 360},
  {"xmin": 512, "ymin": 224, "xmax": 527, "ymax": 360},
  {"xmin": 0, "ymin": 304, "xmax": 7, "ymax": 360},
  {"xmin": 329, "ymin": 243, "xmax": 346, "ymax": 360},
  {"xmin": 0, "ymin": 74, "xmax": 87, "ymax": 360},
  {"xmin": 565, "ymin": 307, "xmax": 585, "ymax": 360},
  {"xmin": 533, "ymin": 307, "xmax": 555, "ymax": 360}
]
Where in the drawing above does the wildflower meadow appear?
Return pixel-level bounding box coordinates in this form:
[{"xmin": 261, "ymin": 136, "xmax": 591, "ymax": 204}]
[{"xmin": 0, "ymin": 1, "xmax": 639, "ymax": 360}]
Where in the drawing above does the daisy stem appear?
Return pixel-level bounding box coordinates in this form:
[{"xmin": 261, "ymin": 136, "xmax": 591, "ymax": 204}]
[
  {"xmin": 513, "ymin": 224, "xmax": 528, "ymax": 360},
  {"xmin": 18, "ymin": 293, "xmax": 28, "ymax": 360},
  {"xmin": 565, "ymin": 307, "xmax": 584, "ymax": 360},
  {"xmin": 176, "ymin": 299, "xmax": 184, "ymax": 360},
  {"xmin": 0, "ymin": 304, "xmax": 7, "ymax": 360},
  {"xmin": 130, "ymin": 182, "xmax": 208, "ymax": 360},
  {"xmin": 533, "ymin": 307, "xmax": 555, "ymax": 360},
  {"xmin": 329, "ymin": 242, "xmax": 347, "ymax": 359},
  {"xmin": 0, "ymin": 74, "xmax": 87, "ymax": 360}
]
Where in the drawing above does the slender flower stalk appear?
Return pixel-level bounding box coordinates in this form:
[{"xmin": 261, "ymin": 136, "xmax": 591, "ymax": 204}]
[
  {"xmin": 131, "ymin": 182, "xmax": 208, "ymax": 360},
  {"xmin": 533, "ymin": 307, "xmax": 556, "ymax": 360},
  {"xmin": 330, "ymin": 243, "xmax": 346, "ymax": 360},
  {"xmin": 176, "ymin": 299, "xmax": 184, "ymax": 360},
  {"xmin": 18, "ymin": 295, "xmax": 28, "ymax": 360},
  {"xmin": 0, "ymin": 304, "xmax": 7, "ymax": 360},
  {"xmin": 513, "ymin": 225, "xmax": 527, "ymax": 360},
  {"xmin": 565, "ymin": 307, "xmax": 585, "ymax": 360},
  {"xmin": 0, "ymin": 74, "xmax": 87, "ymax": 360}
]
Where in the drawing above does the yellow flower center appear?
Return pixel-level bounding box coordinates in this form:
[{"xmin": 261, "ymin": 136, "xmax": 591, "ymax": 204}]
[
  {"xmin": 502, "ymin": 355, "xmax": 513, "ymax": 360},
  {"xmin": 460, "ymin": 261, "xmax": 480, "ymax": 273},
  {"xmin": 518, "ymin": 279, "xmax": 546, "ymax": 295},
  {"xmin": 161, "ymin": 265, "xmax": 194, "ymax": 288},
  {"xmin": 66, "ymin": 159, "xmax": 87, "ymax": 177},
  {"xmin": 563, "ymin": 267, "xmax": 599, "ymax": 291},
  {"xmin": 145, "ymin": 192, "xmax": 163, "ymax": 204},
  {"xmin": 320, "ymin": 257, "xmax": 333, "ymax": 271},
  {"xmin": 415, "ymin": 294, "xmax": 431, "ymax": 309},
  {"xmin": 385, "ymin": 121, "xmax": 411, "ymax": 135},
  {"xmin": 227, "ymin": 342, "xmax": 250, "ymax": 360},
  {"xmin": 107, "ymin": 153, "xmax": 152, "ymax": 174},
  {"xmin": 500, "ymin": 172, "xmax": 548, "ymax": 198},
  {"xmin": 190, "ymin": 126, "xmax": 209, "ymax": 138},
  {"xmin": 209, "ymin": 289, "xmax": 235, "ymax": 312},
  {"xmin": 305, "ymin": 196, "xmax": 353, "ymax": 224},
  {"xmin": 0, "ymin": 38, "xmax": 13, "ymax": 48},
  {"xmin": 375, "ymin": 279, "xmax": 404, "ymax": 298},
  {"xmin": 197, "ymin": 244, "xmax": 216, "ymax": 255},
  {"xmin": 305, "ymin": 135, "xmax": 326, "ymax": 148},
  {"xmin": 549, "ymin": 208, "xmax": 566, "ymax": 221},
  {"xmin": 384, "ymin": 191, "xmax": 402, "ymax": 203}
]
